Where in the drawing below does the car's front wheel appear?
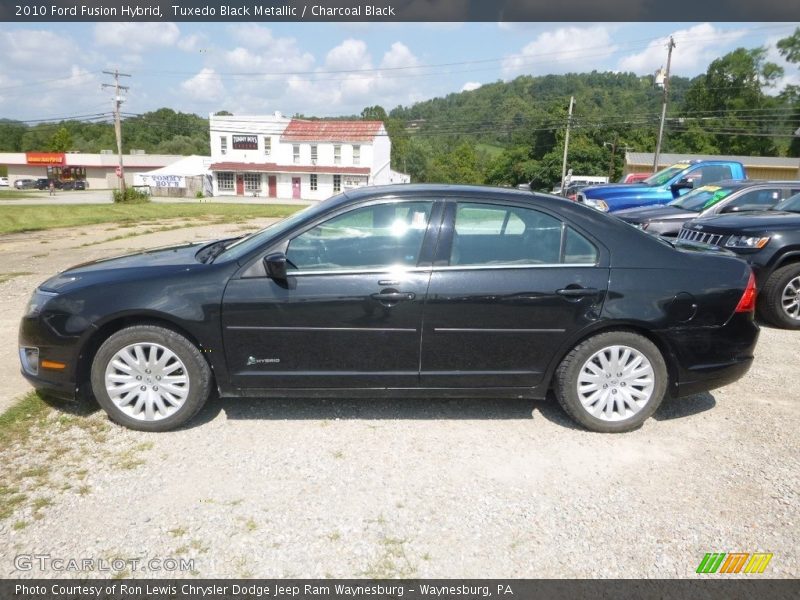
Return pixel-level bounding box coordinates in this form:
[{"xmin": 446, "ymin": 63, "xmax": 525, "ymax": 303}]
[
  {"xmin": 759, "ymin": 263, "xmax": 800, "ymax": 329},
  {"xmin": 90, "ymin": 325, "xmax": 211, "ymax": 431},
  {"xmin": 554, "ymin": 331, "xmax": 668, "ymax": 433}
]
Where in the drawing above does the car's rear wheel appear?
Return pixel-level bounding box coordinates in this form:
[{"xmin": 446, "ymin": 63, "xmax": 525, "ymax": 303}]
[
  {"xmin": 90, "ymin": 325, "xmax": 211, "ymax": 431},
  {"xmin": 758, "ymin": 263, "xmax": 800, "ymax": 329},
  {"xmin": 554, "ymin": 331, "xmax": 668, "ymax": 433}
]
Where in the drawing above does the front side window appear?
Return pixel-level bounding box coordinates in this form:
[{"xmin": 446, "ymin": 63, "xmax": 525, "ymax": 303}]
[
  {"xmin": 310, "ymin": 174, "xmax": 318, "ymax": 191},
  {"xmin": 218, "ymin": 172, "xmax": 234, "ymax": 191},
  {"xmin": 220, "ymin": 136, "xmax": 227, "ymax": 155},
  {"xmin": 264, "ymin": 137, "xmax": 271, "ymax": 155},
  {"xmin": 286, "ymin": 201, "xmax": 434, "ymax": 271},
  {"xmin": 293, "ymin": 145, "xmax": 300, "ymax": 164},
  {"xmin": 353, "ymin": 145, "xmax": 361, "ymax": 165},
  {"xmin": 311, "ymin": 145, "xmax": 318, "ymax": 163},
  {"xmin": 334, "ymin": 145, "xmax": 341, "ymax": 165},
  {"xmin": 725, "ymin": 188, "xmax": 781, "ymax": 211},
  {"xmin": 450, "ymin": 202, "xmax": 597, "ymax": 266},
  {"xmin": 333, "ymin": 174, "xmax": 341, "ymax": 193}
]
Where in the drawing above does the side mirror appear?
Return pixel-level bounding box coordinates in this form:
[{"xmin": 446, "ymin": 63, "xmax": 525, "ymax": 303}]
[
  {"xmin": 671, "ymin": 177, "xmax": 694, "ymax": 191},
  {"xmin": 264, "ymin": 253, "xmax": 288, "ymax": 280}
]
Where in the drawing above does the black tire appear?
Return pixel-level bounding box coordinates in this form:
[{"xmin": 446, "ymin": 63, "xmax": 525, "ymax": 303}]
[
  {"xmin": 758, "ymin": 263, "xmax": 800, "ymax": 330},
  {"xmin": 554, "ymin": 331, "xmax": 668, "ymax": 433},
  {"xmin": 90, "ymin": 325, "xmax": 211, "ymax": 431}
]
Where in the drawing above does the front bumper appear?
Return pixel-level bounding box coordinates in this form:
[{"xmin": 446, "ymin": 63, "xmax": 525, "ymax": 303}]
[{"xmin": 18, "ymin": 314, "xmax": 84, "ymax": 402}]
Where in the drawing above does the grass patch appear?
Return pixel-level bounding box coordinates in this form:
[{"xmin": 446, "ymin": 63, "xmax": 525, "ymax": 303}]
[
  {"xmin": 0, "ymin": 203, "xmax": 301, "ymax": 236},
  {"xmin": 0, "ymin": 189, "xmax": 39, "ymax": 200},
  {"xmin": 0, "ymin": 271, "xmax": 33, "ymax": 284},
  {"xmin": 0, "ymin": 391, "xmax": 51, "ymax": 449},
  {"xmin": 362, "ymin": 536, "xmax": 417, "ymax": 578}
]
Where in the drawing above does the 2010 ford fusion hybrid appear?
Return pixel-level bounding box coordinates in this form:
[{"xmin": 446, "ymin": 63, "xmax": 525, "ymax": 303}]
[{"xmin": 19, "ymin": 185, "xmax": 759, "ymax": 433}]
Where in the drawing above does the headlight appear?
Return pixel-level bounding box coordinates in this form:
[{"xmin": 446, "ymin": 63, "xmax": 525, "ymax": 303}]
[
  {"xmin": 25, "ymin": 289, "xmax": 58, "ymax": 317},
  {"xmin": 725, "ymin": 236, "xmax": 770, "ymax": 249},
  {"xmin": 583, "ymin": 198, "xmax": 609, "ymax": 212}
]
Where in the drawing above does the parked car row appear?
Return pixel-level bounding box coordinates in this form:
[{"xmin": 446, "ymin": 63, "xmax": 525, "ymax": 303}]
[{"xmin": 12, "ymin": 178, "xmax": 88, "ymax": 191}]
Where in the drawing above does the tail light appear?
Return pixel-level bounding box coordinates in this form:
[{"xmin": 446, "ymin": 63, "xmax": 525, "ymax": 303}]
[{"xmin": 735, "ymin": 271, "xmax": 757, "ymax": 313}]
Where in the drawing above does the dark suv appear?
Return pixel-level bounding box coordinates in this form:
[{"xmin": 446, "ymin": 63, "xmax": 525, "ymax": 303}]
[
  {"xmin": 35, "ymin": 178, "xmax": 63, "ymax": 190},
  {"xmin": 678, "ymin": 192, "xmax": 800, "ymax": 329}
]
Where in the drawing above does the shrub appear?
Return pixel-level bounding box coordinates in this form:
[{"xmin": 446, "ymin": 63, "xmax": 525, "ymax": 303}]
[{"xmin": 113, "ymin": 187, "xmax": 150, "ymax": 204}]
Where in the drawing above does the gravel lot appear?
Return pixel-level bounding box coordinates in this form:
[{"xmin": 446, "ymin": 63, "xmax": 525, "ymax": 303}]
[{"xmin": 0, "ymin": 219, "xmax": 797, "ymax": 579}]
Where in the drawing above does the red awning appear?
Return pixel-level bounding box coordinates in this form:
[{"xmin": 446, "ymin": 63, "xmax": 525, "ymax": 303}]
[{"xmin": 210, "ymin": 162, "xmax": 370, "ymax": 175}]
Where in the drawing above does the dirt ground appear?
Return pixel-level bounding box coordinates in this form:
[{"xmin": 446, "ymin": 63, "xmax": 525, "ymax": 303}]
[{"xmin": 0, "ymin": 219, "xmax": 797, "ymax": 579}]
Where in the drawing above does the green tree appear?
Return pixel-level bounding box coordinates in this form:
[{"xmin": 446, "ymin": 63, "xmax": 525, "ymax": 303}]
[
  {"xmin": 777, "ymin": 28, "xmax": 800, "ymax": 156},
  {"xmin": 48, "ymin": 126, "xmax": 73, "ymax": 152}
]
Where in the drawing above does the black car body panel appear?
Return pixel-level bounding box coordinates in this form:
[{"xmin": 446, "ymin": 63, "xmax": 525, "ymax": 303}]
[{"xmin": 20, "ymin": 185, "xmax": 759, "ymax": 408}]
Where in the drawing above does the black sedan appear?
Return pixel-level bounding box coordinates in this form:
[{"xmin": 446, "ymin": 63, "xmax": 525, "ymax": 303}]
[
  {"xmin": 616, "ymin": 180, "xmax": 800, "ymax": 236},
  {"xmin": 19, "ymin": 185, "xmax": 759, "ymax": 433},
  {"xmin": 678, "ymin": 192, "xmax": 800, "ymax": 329}
]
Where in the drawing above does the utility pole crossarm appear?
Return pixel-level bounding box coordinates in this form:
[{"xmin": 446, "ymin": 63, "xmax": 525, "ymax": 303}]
[{"xmin": 102, "ymin": 69, "xmax": 131, "ymax": 194}]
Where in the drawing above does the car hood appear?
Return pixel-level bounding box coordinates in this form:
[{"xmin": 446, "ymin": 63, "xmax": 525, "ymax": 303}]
[
  {"xmin": 615, "ymin": 205, "xmax": 694, "ymax": 222},
  {"xmin": 687, "ymin": 210, "xmax": 800, "ymax": 231},
  {"xmin": 40, "ymin": 241, "xmax": 211, "ymax": 292},
  {"xmin": 582, "ymin": 184, "xmax": 658, "ymax": 199}
]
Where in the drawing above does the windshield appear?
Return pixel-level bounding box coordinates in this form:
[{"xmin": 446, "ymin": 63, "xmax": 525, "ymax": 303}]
[
  {"xmin": 668, "ymin": 185, "xmax": 737, "ymax": 212},
  {"xmin": 642, "ymin": 164, "xmax": 688, "ymax": 187},
  {"xmin": 214, "ymin": 202, "xmax": 323, "ymax": 262},
  {"xmin": 773, "ymin": 192, "xmax": 800, "ymax": 213}
]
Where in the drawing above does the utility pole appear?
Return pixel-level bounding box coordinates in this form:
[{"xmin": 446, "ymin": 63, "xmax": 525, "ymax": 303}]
[
  {"xmin": 653, "ymin": 36, "xmax": 676, "ymax": 173},
  {"xmin": 102, "ymin": 69, "xmax": 130, "ymax": 193},
  {"xmin": 604, "ymin": 137, "xmax": 635, "ymax": 181},
  {"xmin": 560, "ymin": 96, "xmax": 574, "ymax": 195}
]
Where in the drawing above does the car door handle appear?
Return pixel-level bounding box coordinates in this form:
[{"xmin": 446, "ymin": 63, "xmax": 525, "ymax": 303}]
[
  {"xmin": 556, "ymin": 287, "xmax": 599, "ymax": 298},
  {"xmin": 371, "ymin": 291, "xmax": 416, "ymax": 302}
]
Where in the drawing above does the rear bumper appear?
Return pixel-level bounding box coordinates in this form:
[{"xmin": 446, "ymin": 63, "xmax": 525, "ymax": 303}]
[{"xmin": 660, "ymin": 313, "xmax": 759, "ymax": 398}]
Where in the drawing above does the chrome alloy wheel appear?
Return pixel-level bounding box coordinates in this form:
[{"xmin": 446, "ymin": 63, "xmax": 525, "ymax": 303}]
[
  {"xmin": 781, "ymin": 275, "xmax": 800, "ymax": 321},
  {"xmin": 104, "ymin": 343, "xmax": 190, "ymax": 421},
  {"xmin": 576, "ymin": 345, "xmax": 655, "ymax": 422}
]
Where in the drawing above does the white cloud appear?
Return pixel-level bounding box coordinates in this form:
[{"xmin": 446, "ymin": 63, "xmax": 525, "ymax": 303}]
[
  {"xmin": 461, "ymin": 82, "xmax": 482, "ymax": 92},
  {"xmin": 181, "ymin": 68, "xmax": 224, "ymax": 100},
  {"xmin": 618, "ymin": 24, "xmax": 747, "ymax": 76},
  {"xmin": 93, "ymin": 23, "xmax": 181, "ymax": 53},
  {"xmin": 502, "ymin": 26, "xmax": 618, "ymax": 78},
  {"xmin": 0, "ymin": 29, "xmax": 80, "ymax": 70}
]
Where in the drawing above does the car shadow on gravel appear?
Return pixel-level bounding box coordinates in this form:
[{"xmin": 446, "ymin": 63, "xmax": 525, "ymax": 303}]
[
  {"xmin": 652, "ymin": 392, "xmax": 716, "ymax": 421},
  {"xmin": 190, "ymin": 395, "xmax": 541, "ymax": 427}
]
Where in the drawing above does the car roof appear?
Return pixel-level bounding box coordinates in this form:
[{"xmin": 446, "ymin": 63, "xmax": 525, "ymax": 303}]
[{"xmin": 337, "ymin": 183, "xmax": 549, "ymax": 208}]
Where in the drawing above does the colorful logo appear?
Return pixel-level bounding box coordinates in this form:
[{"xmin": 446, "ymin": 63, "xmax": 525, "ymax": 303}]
[{"xmin": 696, "ymin": 552, "xmax": 773, "ymax": 574}]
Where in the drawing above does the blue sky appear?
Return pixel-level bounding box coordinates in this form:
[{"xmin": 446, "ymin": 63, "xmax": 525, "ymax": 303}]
[{"xmin": 0, "ymin": 22, "xmax": 797, "ymax": 122}]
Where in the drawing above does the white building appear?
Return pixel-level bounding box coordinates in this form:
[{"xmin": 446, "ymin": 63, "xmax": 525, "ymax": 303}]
[{"xmin": 209, "ymin": 113, "xmax": 409, "ymax": 200}]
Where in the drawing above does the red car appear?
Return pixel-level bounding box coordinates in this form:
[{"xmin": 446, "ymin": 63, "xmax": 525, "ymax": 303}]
[{"xmin": 619, "ymin": 172, "xmax": 651, "ymax": 184}]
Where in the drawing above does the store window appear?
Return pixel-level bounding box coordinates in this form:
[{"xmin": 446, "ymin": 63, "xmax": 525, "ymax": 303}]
[
  {"xmin": 352, "ymin": 145, "xmax": 360, "ymax": 165},
  {"xmin": 218, "ymin": 172, "xmax": 234, "ymax": 191},
  {"xmin": 334, "ymin": 145, "xmax": 341, "ymax": 165},
  {"xmin": 244, "ymin": 173, "xmax": 261, "ymax": 192},
  {"xmin": 293, "ymin": 145, "xmax": 300, "ymax": 164},
  {"xmin": 220, "ymin": 136, "xmax": 227, "ymax": 155},
  {"xmin": 333, "ymin": 174, "xmax": 341, "ymax": 193},
  {"xmin": 310, "ymin": 174, "xmax": 318, "ymax": 191}
]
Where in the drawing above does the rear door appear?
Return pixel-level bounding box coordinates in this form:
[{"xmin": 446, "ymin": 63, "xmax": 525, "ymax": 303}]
[{"xmin": 420, "ymin": 199, "xmax": 609, "ymax": 388}]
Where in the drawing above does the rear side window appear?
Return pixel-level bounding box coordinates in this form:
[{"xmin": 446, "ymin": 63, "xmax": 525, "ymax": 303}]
[{"xmin": 450, "ymin": 202, "xmax": 598, "ymax": 266}]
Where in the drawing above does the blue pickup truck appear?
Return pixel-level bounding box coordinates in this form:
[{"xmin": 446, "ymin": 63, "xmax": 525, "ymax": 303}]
[{"xmin": 578, "ymin": 160, "xmax": 747, "ymax": 213}]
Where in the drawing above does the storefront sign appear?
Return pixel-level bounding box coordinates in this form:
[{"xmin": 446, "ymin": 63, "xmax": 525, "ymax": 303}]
[
  {"xmin": 232, "ymin": 135, "xmax": 258, "ymax": 150},
  {"xmin": 26, "ymin": 152, "xmax": 65, "ymax": 165},
  {"xmin": 140, "ymin": 174, "xmax": 186, "ymax": 188}
]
